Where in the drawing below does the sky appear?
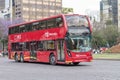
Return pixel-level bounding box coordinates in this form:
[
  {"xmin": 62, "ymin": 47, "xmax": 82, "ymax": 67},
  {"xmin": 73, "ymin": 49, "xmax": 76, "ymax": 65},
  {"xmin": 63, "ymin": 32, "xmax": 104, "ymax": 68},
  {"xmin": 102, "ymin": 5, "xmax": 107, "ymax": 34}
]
[{"xmin": 62, "ymin": 0, "xmax": 101, "ymax": 15}]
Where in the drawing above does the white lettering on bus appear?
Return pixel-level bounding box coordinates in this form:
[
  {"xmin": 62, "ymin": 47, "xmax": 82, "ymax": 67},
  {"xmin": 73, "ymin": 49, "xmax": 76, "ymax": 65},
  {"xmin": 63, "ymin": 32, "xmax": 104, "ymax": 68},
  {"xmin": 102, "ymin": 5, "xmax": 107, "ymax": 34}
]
[
  {"xmin": 44, "ymin": 32, "xmax": 58, "ymax": 37},
  {"xmin": 14, "ymin": 35, "xmax": 21, "ymax": 40}
]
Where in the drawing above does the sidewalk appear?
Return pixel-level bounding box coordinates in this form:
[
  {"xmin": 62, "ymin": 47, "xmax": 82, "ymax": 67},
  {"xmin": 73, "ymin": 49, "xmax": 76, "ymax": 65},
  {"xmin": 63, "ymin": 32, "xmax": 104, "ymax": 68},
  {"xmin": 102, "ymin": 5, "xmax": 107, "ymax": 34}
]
[
  {"xmin": 94, "ymin": 58, "xmax": 120, "ymax": 61},
  {"xmin": 93, "ymin": 53, "xmax": 120, "ymax": 61}
]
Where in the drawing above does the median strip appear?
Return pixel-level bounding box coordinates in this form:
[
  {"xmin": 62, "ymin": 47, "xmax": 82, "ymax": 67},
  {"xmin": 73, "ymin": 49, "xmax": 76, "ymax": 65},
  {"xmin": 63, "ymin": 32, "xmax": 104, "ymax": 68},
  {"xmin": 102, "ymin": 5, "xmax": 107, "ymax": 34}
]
[{"xmin": 93, "ymin": 53, "xmax": 120, "ymax": 60}]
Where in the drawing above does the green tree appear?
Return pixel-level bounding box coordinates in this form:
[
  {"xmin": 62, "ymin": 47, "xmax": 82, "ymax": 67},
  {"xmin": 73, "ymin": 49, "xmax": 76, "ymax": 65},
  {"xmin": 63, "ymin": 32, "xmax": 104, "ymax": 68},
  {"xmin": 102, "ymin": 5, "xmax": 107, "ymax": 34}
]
[
  {"xmin": 103, "ymin": 25, "xmax": 118, "ymax": 47},
  {"xmin": 92, "ymin": 21, "xmax": 118, "ymax": 48},
  {"xmin": 0, "ymin": 18, "xmax": 24, "ymax": 50},
  {"xmin": 0, "ymin": 18, "xmax": 11, "ymax": 50},
  {"xmin": 92, "ymin": 30, "xmax": 108, "ymax": 49},
  {"xmin": 62, "ymin": 7, "xmax": 74, "ymax": 14}
]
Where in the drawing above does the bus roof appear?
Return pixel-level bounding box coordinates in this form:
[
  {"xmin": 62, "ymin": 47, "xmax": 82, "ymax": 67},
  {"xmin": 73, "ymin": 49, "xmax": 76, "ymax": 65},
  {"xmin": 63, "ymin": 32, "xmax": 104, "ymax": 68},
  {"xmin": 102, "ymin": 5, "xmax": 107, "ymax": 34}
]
[{"xmin": 9, "ymin": 14, "xmax": 87, "ymax": 28}]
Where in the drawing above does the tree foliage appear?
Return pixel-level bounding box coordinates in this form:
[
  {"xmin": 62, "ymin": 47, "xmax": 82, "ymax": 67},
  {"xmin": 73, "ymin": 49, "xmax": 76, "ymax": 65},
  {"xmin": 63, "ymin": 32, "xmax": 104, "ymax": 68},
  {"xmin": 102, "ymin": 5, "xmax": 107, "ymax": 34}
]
[
  {"xmin": 62, "ymin": 7, "xmax": 73, "ymax": 14},
  {"xmin": 0, "ymin": 18, "xmax": 24, "ymax": 50},
  {"xmin": 92, "ymin": 21, "xmax": 118, "ymax": 49}
]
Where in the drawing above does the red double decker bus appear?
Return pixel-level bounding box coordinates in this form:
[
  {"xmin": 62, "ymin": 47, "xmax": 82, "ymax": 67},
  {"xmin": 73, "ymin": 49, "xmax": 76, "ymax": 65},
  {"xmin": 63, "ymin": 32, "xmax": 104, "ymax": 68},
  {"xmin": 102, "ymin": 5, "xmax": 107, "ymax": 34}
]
[{"xmin": 8, "ymin": 14, "xmax": 92, "ymax": 65}]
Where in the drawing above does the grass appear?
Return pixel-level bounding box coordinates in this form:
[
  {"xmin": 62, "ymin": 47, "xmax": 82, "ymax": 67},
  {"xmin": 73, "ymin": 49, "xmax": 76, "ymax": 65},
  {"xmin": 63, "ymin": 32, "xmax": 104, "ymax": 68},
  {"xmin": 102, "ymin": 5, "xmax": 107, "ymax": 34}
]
[{"xmin": 93, "ymin": 53, "xmax": 120, "ymax": 59}]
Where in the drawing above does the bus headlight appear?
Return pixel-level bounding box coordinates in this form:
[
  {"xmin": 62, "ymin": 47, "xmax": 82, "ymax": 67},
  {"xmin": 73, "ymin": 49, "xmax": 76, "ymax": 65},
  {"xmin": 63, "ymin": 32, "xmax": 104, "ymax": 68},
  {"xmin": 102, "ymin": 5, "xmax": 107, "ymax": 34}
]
[{"xmin": 67, "ymin": 50, "xmax": 72, "ymax": 57}]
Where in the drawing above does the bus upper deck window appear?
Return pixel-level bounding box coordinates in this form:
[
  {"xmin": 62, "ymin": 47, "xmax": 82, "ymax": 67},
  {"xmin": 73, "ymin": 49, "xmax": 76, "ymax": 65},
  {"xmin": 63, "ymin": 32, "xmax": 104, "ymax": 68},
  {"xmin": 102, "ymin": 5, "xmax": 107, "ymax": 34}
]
[
  {"xmin": 40, "ymin": 21, "xmax": 47, "ymax": 29},
  {"xmin": 32, "ymin": 22, "xmax": 39, "ymax": 31},
  {"xmin": 19, "ymin": 25, "xmax": 25, "ymax": 33},
  {"xmin": 56, "ymin": 17, "xmax": 63, "ymax": 27}
]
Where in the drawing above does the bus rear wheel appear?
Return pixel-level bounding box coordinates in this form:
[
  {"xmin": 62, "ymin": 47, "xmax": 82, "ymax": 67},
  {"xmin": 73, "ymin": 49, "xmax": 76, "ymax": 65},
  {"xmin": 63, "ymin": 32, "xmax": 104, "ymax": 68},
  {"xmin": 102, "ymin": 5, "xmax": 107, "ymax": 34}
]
[
  {"xmin": 20, "ymin": 54, "xmax": 24, "ymax": 62},
  {"xmin": 49, "ymin": 54, "xmax": 56, "ymax": 65},
  {"xmin": 14, "ymin": 54, "xmax": 19, "ymax": 62}
]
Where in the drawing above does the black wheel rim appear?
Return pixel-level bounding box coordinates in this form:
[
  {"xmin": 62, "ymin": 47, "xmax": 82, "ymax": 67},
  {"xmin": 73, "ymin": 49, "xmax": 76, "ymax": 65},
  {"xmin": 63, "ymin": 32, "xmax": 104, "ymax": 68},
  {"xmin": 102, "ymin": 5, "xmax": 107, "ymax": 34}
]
[
  {"xmin": 20, "ymin": 55, "xmax": 24, "ymax": 62},
  {"xmin": 15, "ymin": 54, "xmax": 18, "ymax": 62},
  {"xmin": 50, "ymin": 55, "xmax": 56, "ymax": 65}
]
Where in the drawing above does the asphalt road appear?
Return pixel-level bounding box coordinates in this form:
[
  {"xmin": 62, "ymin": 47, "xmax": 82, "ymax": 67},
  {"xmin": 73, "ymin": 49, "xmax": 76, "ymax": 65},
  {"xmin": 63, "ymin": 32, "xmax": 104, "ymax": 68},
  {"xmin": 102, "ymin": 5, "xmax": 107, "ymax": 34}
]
[{"xmin": 0, "ymin": 57, "xmax": 120, "ymax": 80}]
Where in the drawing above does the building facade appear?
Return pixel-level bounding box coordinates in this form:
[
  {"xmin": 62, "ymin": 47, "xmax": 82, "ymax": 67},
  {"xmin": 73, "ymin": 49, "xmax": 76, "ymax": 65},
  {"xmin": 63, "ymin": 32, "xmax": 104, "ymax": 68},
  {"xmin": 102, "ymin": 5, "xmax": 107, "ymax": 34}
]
[
  {"xmin": 100, "ymin": 0, "xmax": 118, "ymax": 25},
  {"xmin": 10, "ymin": 0, "xmax": 22, "ymax": 22},
  {"xmin": 10, "ymin": 0, "xmax": 62, "ymax": 22},
  {"xmin": 0, "ymin": 0, "xmax": 10, "ymax": 20},
  {"xmin": 100, "ymin": 0, "xmax": 112, "ymax": 22},
  {"xmin": 111, "ymin": 0, "xmax": 118, "ymax": 25},
  {"xmin": 0, "ymin": 0, "xmax": 5, "ymax": 11},
  {"xmin": 118, "ymin": 0, "xmax": 120, "ymax": 31}
]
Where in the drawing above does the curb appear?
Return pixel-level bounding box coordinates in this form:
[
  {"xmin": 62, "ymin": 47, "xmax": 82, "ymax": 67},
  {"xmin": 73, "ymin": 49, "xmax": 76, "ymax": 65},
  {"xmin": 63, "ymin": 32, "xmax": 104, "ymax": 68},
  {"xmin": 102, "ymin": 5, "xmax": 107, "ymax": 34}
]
[{"xmin": 94, "ymin": 58, "xmax": 120, "ymax": 61}]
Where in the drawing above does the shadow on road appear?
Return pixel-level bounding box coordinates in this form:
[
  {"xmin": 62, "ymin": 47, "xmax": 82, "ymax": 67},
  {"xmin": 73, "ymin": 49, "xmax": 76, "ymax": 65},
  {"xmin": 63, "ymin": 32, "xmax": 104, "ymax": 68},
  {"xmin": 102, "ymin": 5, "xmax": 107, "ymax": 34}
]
[{"xmin": 8, "ymin": 60, "xmax": 91, "ymax": 67}]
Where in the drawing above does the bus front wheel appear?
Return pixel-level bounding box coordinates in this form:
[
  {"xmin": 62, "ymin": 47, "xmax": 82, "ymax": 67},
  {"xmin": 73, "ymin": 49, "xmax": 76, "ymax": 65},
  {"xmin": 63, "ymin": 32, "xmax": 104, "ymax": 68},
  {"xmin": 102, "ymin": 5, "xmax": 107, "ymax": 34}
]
[{"xmin": 49, "ymin": 54, "xmax": 56, "ymax": 65}]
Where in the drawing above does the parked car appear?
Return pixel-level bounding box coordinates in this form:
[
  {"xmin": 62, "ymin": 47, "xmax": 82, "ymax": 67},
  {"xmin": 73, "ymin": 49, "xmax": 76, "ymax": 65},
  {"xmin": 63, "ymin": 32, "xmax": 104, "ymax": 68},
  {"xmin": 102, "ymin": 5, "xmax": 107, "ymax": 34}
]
[
  {"xmin": 92, "ymin": 49, "xmax": 100, "ymax": 54},
  {"xmin": 100, "ymin": 47, "xmax": 108, "ymax": 53},
  {"xmin": 0, "ymin": 50, "xmax": 2, "ymax": 56}
]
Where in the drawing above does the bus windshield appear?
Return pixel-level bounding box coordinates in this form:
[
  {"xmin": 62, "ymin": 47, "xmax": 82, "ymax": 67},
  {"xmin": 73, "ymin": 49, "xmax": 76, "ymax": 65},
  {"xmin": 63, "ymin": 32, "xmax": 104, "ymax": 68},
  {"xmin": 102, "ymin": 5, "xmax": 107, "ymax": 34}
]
[
  {"xmin": 65, "ymin": 36, "xmax": 91, "ymax": 52},
  {"xmin": 65, "ymin": 15, "xmax": 88, "ymax": 27}
]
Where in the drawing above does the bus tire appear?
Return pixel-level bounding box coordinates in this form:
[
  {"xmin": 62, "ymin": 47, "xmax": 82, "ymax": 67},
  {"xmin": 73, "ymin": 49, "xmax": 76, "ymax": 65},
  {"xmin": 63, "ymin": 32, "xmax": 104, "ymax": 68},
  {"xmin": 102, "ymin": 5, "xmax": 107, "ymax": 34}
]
[
  {"xmin": 14, "ymin": 53, "xmax": 19, "ymax": 62},
  {"xmin": 20, "ymin": 54, "xmax": 24, "ymax": 62},
  {"xmin": 73, "ymin": 62, "xmax": 79, "ymax": 65},
  {"xmin": 49, "ymin": 54, "xmax": 56, "ymax": 65}
]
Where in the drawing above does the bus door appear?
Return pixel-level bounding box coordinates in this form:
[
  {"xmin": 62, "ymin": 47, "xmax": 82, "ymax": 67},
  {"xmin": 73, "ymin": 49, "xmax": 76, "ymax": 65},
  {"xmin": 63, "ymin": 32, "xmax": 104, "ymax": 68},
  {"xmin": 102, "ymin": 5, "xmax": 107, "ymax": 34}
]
[
  {"xmin": 30, "ymin": 42, "xmax": 37, "ymax": 60},
  {"xmin": 57, "ymin": 40, "xmax": 65, "ymax": 61}
]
